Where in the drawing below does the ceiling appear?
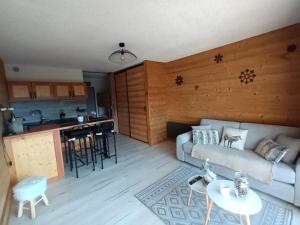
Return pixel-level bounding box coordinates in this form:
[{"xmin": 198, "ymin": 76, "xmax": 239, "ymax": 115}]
[{"xmin": 0, "ymin": 0, "xmax": 300, "ymax": 73}]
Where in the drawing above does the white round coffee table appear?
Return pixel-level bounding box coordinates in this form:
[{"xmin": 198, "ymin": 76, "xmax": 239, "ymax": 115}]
[
  {"xmin": 205, "ymin": 180, "xmax": 262, "ymax": 225},
  {"xmin": 187, "ymin": 175, "xmax": 208, "ymax": 207}
]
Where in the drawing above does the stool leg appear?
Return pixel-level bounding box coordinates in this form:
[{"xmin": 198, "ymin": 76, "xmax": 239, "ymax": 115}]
[
  {"xmin": 74, "ymin": 149, "xmax": 79, "ymax": 178},
  {"xmin": 188, "ymin": 189, "xmax": 193, "ymax": 206},
  {"xmin": 79, "ymin": 139, "xmax": 83, "ymax": 157},
  {"xmin": 83, "ymin": 138, "xmax": 89, "ymax": 165},
  {"xmin": 17, "ymin": 201, "xmax": 24, "ymax": 217},
  {"xmin": 64, "ymin": 136, "xmax": 68, "ymax": 164},
  {"xmin": 100, "ymin": 136, "xmax": 104, "ymax": 169},
  {"xmin": 68, "ymin": 141, "xmax": 73, "ymax": 171},
  {"xmin": 89, "ymin": 136, "xmax": 95, "ymax": 171},
  {"xmin": 113, "ymin": 133, "xmax": 117, "ymax": 164},
  {"xmin": 42, "ymin": 194, "xmax": 49, "ymax": 206},
  {"xmin": 106, "ymin": 135, "xmax": 110, "ymax": 158},
  {"xmin": 94, "ymin": 136, "xmax": 98, "ymax": 164},
  {"xmin": 30, "ymin": 200, "xmax": 36, "ymax": 219}
]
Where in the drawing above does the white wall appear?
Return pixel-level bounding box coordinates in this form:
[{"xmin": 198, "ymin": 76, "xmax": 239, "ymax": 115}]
[
  {"xmin": 83, "ymin": 74, "xmax": 110, "ymax": 95},
  {"xmin": 83, "ymin": 72, "xmax": 110, "ymax": 117},
  {"xmin": 5, "ymin": 64, "xmax": 83, "ymax": 81}
]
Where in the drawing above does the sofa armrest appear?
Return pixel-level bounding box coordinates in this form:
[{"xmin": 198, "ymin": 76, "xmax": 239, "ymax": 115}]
[
  {"xmin": 294, "ymin": 157, "xmax": 300, "ymax": 206},
  {"xmin": 176, "ymin": 131, "xmax": 192, "ymax": 161}
]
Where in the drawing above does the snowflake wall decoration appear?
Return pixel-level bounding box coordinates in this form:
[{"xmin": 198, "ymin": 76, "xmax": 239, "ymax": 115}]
[
  {"xmin": 239, "ymin": 69, "xmax": 256, "ymax": 84},
  {"xmin": 214, "ymin": 53, "xmax": 223, "ymax": 63},
  {"xmin": 175, "ymin": 75, "xmax": 183, "ymax": 86},
  {"xmin": 287, "ymin": 44, "xmax": 297, "ymax": 53}
]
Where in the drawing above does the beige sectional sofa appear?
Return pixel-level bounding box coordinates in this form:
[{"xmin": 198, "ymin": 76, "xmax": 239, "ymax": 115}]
[{"xmin": 176, "ymin": 119, "xmax": 300, "ymax": 206}]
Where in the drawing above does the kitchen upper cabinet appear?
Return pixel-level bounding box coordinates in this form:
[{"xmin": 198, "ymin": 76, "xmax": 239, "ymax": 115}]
[
  {"xmin": 7, "ymin": 81, "xmax": 32, "ymax": 100},
  {"xmin": 31, "ymin": 82, "xmax": 54, "ymax": 99},
  {"xmin": 7, "ymin": 81, "xmax": 87, "ymax": 101},
  {"xmin": 71, "ymin": 83, "xmax": 87, "ymax": 98},
  {"xmin": 53, "ymin": 83, "xmax": 71, "ymax": 98}
]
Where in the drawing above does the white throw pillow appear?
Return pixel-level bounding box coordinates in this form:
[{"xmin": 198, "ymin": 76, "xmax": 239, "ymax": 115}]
[
  {"xmin": 192, "ymin": 129, "xmax": 219, "ymax": 145},
  {"xmin": 219, "ymin": 127, "xmax": 248, "ymax": 150},
  {"xmin": 191, "ymin": 125, "xmax": 211, "ymax": 130},
  {"xmin": 276, "ymin": 135, "xmax": 300, "ymax": 164}
]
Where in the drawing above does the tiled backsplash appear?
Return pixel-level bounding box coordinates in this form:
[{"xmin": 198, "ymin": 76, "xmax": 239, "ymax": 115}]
[{"xmin": 10, "ymin": 100, "xmax": 87, "ymax": 124}]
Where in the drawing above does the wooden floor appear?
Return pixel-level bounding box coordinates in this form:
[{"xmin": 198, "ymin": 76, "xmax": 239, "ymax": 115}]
[{"xmin": 8, "ymin": 135, "xmax": 300, "ymax": 225}]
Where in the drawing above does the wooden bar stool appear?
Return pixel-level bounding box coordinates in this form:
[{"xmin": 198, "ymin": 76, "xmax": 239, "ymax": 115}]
[
  {"xmin": 13, "ymin": 176, "xmax": 49, "ymax": 219},
  {"xmin": 65, "ymin": 126, "xmax": 95, "ymax": 178},
  {"xmin": 94, "ymin": 122, "xmax": 117, "ymax": 169}
]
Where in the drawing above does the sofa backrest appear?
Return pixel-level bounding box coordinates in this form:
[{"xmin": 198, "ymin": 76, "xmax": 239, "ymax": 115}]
[
  {"xmin": 240, "ymin": 122, "xmax": 300, "ymax": 150},
  {"xmin": 200, "ymin": 118, "xmax": 300, "ymax": 150},
  {"xmin": 200, "ymin": 119, "xmax": 240, "ymax": 141}
]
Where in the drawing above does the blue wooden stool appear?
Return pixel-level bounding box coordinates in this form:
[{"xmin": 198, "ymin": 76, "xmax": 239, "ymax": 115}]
[{"xmin": 13, "ymin": 176, "xmax": 49, "ymax": 219}]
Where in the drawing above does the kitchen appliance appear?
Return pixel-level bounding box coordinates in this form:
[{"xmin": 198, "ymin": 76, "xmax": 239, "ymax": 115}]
[{"xmin": 8, "ymin": 117, "xmax": 24, "ymax": 134}]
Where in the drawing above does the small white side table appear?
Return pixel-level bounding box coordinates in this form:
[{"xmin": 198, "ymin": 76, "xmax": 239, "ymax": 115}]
[
  {"xmin": 187, "ymin": 175, "xmax": 208, "ymax": 208},
  {"xmin": 205, "ymin": 180, "xmax": 262, "ymax": 225}
]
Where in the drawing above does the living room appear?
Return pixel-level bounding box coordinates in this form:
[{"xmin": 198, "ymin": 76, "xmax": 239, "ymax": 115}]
[{"xmin": 1, "ymin": 1, "xmax": 300, "ymax": 225}]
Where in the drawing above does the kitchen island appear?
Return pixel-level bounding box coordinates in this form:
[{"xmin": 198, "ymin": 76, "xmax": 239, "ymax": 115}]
[{"xmin": 3, "ymin": 118, "xmax": 113, "ymax": 185}]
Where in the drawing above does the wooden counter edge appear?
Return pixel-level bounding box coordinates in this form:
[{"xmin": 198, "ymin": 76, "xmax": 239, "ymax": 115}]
[{"xmin": 3, "ymin": 119, "xmax": 114, "ymax": 140}]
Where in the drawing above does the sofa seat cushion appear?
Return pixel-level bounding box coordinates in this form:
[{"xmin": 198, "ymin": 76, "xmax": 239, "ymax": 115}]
[
  {"xmin": 190, "ymin": 144, "xmax": 295, "ymax": 184},
  {"xmin": 272, "ymin": 162, "xmax": 295, "ymax": 184},
  {"xmin": 183, "ymin": 141, "xmax": 193, "ymax": 154}
]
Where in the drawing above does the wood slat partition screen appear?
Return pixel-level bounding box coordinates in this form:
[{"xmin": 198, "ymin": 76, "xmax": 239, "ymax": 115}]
[
  {"xmin": 115, "ymin": 72, "xmax": 130, "ymax": 136},
  {"xmin": 127, "ymin": 66, "xmax": 149, "ymax": 143},
  {"xmin": 144, "ymin": 61, "xmax": 167, "ymax": 145}
]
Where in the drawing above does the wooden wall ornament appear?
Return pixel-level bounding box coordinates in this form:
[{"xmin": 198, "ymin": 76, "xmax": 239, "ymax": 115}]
[
  {"xmin": 287, "ymin": 44, "xmax": 297, "ymax": 52},
  {"xmin": 214, "ymin": 53, "xmax": 223, "ymax": 63},
  {"xmin": 175, "ymin": 75, "xmax": 183, "ymax": 86},
  {"xmin": 239, "ymin": 69, "xmax": 256, "ymax": 84}
]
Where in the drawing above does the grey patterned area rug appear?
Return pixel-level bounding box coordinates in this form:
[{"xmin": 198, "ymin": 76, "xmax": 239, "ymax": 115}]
[{"xmin": 135, "ymin": 166, "xmax": 292, "ymax": 225}]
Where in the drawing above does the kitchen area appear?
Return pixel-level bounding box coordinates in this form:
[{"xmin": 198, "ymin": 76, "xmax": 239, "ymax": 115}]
[{"xmin": 1, "ymin": 64, "xmax": 114, "ymax": 185}]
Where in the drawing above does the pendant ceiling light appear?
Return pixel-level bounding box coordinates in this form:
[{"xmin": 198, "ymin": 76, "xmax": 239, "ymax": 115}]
[{"xmin": 108, "ymin": 42, "xmax": 137, "ymax": 65}]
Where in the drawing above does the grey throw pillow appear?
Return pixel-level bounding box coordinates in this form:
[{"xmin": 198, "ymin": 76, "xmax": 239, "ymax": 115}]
[
  {"xmin": 192, "ymin": 129, "xmax": 219, "ymax": 145},
  {"xmin": 255, "ymin": 139, "xmax": 288, "ymax": 163},
  {"xmin": 276, "ymin": 135, "xmax": 300, "ymax": 164}
]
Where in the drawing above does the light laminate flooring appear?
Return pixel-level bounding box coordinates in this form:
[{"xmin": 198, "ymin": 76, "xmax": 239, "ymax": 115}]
[{"xmin": 9, "ymin": 135, "xmax": 300, "ymax": 225}]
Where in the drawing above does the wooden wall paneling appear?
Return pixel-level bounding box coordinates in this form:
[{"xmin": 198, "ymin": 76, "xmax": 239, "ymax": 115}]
[
  {"xmin": 115, "ymin": 72, "xmax": 130, "ymax": 136},
  {"xmin": 144, "ymin": 61, "xmax": 168, "ymax": 145},
  {"xmin": 165, "ymin": 23, "xmax": 300, "ymax": 126},
  {"xmin": 127, "ymin": 65, "xmax": 149, "ymax": 143},
  {"xmin": 0, "ymin": 58, "xmax": 11, "ymax": 225}
]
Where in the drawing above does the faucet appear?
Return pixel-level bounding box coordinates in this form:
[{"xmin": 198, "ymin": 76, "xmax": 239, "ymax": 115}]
[{"xmin": 31, "ymin": 109, "xmax": 46, "ymax": 124}]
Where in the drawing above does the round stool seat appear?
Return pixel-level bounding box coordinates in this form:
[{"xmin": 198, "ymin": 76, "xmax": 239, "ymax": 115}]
[{"xmin": 13, "ymin": 176, "xmax": 47, "ymax": 201}]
